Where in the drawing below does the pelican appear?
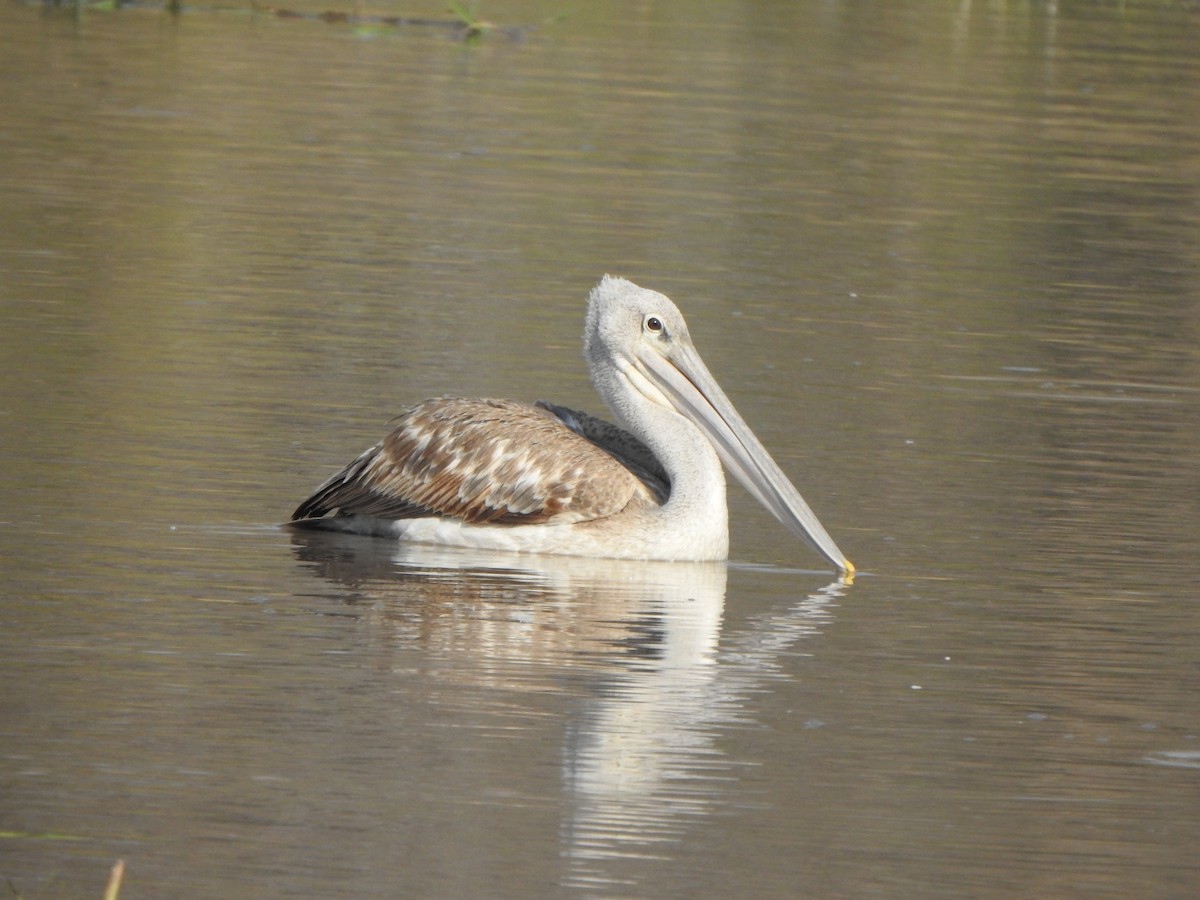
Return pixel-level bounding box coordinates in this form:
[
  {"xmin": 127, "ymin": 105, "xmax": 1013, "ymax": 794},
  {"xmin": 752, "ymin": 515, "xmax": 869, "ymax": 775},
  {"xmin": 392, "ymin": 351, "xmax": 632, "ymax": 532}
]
[{"xmin": 290, "ymin": 276, "xmax": 854, "ymax": 573}]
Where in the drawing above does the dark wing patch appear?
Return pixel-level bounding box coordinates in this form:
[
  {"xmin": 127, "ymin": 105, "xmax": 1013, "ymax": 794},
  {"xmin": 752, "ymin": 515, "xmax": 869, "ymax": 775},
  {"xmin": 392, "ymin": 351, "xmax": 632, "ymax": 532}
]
[
  {"xmin": 536, "ymin": 400, "xmax": 670, "ymax": 504},
  {"xmin": 292, "ymin": 398, "xmax": 658, "ymax": 526}
]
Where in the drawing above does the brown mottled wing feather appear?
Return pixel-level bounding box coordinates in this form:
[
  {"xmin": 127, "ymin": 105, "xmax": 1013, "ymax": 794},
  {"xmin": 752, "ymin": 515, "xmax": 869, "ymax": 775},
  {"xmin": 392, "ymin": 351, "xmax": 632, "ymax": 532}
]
[{"xmin": 291, "ymin": 398, "xmax": 658, "ymax": 526}]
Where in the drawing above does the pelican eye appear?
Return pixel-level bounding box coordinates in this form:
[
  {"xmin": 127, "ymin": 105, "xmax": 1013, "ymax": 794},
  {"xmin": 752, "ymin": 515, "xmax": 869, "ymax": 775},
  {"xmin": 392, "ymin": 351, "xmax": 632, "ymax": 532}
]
[{"xmin": 644, "ymin": 315, "xmax": 665, "ymax": 335}]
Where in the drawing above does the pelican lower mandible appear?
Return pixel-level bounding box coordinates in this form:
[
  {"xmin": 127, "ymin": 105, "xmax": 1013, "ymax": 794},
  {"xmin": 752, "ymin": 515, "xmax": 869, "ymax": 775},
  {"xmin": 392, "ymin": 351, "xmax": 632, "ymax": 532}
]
[{"xmin": 290, "ymin": 275, "xmax": 854, "ymax": 573}]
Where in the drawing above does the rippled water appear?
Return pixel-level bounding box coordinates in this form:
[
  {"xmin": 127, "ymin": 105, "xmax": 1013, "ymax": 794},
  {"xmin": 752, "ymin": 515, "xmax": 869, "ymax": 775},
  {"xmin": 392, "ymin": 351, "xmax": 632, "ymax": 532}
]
[{"xmin": 2, "ymin": 1, "xmax": 1198, "ymax": 897}]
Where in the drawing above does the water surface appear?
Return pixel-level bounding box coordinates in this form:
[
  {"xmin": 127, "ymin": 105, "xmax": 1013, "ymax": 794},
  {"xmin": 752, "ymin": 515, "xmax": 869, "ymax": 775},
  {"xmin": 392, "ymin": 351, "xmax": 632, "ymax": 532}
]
[{"xmin": 1, "ymin": 1, "xmax": 1198, "ymax": 897}]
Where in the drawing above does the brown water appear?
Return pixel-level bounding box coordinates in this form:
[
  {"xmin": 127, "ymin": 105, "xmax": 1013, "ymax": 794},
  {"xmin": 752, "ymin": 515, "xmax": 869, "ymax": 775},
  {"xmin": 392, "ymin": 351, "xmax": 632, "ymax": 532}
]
[{"xmin": 2, "ymin": 0, "xmax": 1199, "ymax": 897}]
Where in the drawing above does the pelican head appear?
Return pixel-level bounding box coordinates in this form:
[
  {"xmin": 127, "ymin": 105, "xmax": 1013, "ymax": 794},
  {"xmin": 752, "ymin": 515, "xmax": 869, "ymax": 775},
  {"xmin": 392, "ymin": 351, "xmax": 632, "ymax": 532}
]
[{"xmin": 584, "ymin": 275, "xmax": 854, "ymax": 574}]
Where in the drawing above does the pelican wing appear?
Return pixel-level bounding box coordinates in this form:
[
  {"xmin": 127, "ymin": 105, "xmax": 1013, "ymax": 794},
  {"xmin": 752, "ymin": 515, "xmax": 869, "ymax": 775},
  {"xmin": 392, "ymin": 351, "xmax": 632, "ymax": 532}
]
[{"xmin": 291, "ymin": 398, "xmax": 659, "ymax": 527}]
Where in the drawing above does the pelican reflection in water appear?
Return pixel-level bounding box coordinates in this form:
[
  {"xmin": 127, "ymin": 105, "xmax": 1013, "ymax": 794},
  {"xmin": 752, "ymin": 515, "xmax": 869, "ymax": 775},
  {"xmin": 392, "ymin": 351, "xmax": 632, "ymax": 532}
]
[{"xmin": 290, "ymin": 276, "xmax": 853, "ymax": 573}]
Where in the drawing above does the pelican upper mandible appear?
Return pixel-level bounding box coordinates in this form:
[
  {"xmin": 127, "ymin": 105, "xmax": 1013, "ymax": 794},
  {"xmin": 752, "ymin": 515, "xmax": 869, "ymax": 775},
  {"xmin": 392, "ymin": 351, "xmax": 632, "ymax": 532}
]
[{"xmin": 290, "ymin": 276, "xmax": 854, "ymax": 573}]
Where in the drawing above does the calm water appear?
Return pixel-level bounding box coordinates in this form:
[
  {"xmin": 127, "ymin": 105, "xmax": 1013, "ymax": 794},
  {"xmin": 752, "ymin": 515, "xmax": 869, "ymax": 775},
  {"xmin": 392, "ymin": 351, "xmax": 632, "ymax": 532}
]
[{"xmin": 2, "ymin": 0, "xmax": 1199, "ymax": 896}]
